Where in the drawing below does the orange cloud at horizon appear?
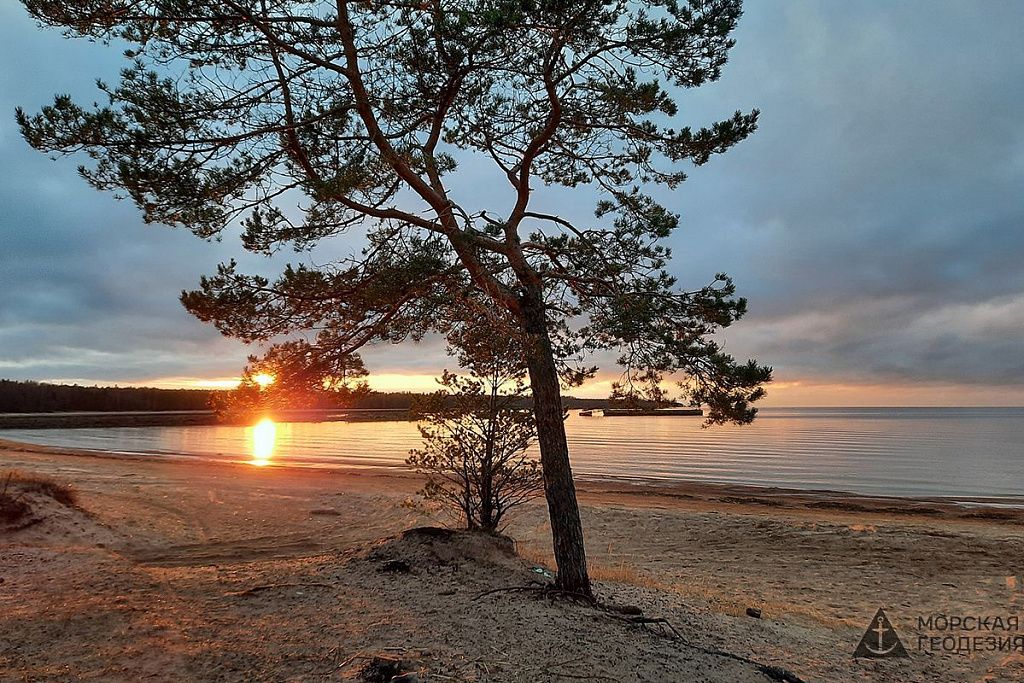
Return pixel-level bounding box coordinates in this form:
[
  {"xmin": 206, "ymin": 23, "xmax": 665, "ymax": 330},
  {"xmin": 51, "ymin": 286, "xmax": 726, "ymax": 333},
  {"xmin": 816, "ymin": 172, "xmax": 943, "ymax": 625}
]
[
  {"xmin": 365, "ymin": 373, "xmax": 443, "ymax": 393},
  {"xmin": 757, "ymin": 378, "xmax": 1024, "ymax": 407},
  {"xmin": 567, "ymin": 377, "xmax": 1024, "ymax": 406},
  {"xmin": 48, "ymin": 372, "xmax": 1024, "ymax": 407}
]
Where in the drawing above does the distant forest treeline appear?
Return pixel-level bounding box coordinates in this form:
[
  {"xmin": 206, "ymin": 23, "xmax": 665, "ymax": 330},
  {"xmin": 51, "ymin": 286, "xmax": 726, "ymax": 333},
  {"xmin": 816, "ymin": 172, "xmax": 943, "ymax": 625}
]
[
  {"xmin": 0, "ymin": 379, "xmax": 608, "ymax": 413},
  {"xmin": 0, "ymin": 379, "xmax": 215, "ymax": 413}
]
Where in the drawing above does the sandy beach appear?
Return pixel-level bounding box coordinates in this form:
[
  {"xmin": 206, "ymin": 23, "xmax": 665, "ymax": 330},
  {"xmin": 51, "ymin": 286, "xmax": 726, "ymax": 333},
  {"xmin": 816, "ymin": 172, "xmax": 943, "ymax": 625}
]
[{"xmin": 2, "ymin": 438, "xmax": 1022, "ymax": 682}]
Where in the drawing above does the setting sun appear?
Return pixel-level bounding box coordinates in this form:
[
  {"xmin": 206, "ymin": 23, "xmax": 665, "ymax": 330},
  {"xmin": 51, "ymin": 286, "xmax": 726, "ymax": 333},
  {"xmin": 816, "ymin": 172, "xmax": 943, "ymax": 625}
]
[
  {"xmin": 250, "ymin": 417, "xmax": 276, "ymax": 466},
  {"xmin": 252, "ymin": 373, "xmax": 275, "ymax": 388}
]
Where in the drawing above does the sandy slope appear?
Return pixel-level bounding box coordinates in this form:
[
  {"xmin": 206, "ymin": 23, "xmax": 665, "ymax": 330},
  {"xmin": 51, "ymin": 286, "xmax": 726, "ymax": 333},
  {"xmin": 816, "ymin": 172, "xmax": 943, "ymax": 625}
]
[{"xmin": 1, "ymin": 439, "xmax": 1022, "ymax": 682}]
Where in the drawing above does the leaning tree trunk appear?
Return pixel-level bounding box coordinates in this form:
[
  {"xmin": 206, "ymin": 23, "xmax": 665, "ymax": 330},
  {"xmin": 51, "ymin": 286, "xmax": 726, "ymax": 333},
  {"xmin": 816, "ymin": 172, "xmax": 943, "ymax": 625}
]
[{"xmin": 521, "ymin": 297, "xmax": 592, "ymax": 598}]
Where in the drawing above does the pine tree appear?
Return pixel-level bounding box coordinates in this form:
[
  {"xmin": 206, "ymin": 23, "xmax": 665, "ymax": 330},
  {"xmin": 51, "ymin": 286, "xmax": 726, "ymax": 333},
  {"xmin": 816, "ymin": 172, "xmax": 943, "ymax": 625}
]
[
  {"xmin": 410, "ymin": 302, "xmax": 545, "ymax": 532},
  {"xmin": 18, "ymin": 0, "xmax": 772, "ymax": 597}
]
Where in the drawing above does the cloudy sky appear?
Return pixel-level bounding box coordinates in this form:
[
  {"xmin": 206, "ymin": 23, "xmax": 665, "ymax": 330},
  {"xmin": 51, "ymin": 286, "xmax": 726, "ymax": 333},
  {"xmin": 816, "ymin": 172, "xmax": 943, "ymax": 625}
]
[{"xmin": 1, "ymin": 2, "xmax": 1022, "ymax": 405}]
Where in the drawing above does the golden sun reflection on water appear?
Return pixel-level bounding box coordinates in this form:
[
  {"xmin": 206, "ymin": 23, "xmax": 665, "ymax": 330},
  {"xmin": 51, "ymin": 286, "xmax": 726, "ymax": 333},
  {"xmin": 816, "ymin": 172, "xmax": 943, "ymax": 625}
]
[{"xmin": 250, "ymin": 417, "xmax": 276, "ymax": 466}]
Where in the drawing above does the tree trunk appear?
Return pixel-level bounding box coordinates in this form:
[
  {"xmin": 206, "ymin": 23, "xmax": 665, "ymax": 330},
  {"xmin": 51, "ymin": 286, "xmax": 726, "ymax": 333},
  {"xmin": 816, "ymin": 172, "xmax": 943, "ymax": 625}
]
[
  {"xmin": 480, "ymin": 379, "xmax": 497, "ymax": 530},
  {"xmin": 521, "ymin": 297, "xmax": 592, "ymax": 597}
]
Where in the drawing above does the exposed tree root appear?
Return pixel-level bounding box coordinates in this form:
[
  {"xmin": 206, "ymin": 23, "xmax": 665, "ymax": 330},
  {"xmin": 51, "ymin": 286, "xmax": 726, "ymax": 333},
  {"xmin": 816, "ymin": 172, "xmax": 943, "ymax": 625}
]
[
  {"xmin": 473, "ymin": 582, "xmax": 600, "ymax": 606},
  {"xmin": 474, "ymin": 581, "xmax": 808, "ymax": 683}
]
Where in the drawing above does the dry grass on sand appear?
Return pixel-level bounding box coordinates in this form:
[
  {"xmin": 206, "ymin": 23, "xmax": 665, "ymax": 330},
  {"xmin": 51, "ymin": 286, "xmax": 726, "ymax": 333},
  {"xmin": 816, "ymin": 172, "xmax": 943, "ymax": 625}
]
[{"xmin": 0, "ymin": 469, "xmax": 80, "ymax": 528}]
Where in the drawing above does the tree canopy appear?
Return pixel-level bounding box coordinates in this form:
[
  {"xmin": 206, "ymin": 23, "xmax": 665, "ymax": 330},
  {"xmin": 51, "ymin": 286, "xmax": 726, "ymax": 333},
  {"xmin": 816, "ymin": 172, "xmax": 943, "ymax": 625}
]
[{"xmin": 19, "ymin": 0, "xmax": 771, "ymax": 596}]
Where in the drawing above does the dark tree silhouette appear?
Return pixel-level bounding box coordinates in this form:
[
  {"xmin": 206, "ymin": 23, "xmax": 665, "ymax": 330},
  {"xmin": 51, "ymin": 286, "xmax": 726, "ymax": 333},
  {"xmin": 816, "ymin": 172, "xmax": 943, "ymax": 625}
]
[
  {"xmin": 409, "ymin": 370, "xmax": 542, "ymax": 532},
  {"xmin": 608, "ymin": 368, "xmax": 676, "ymax": 410},
  {"xmin": 410, "ymin": 303, "xmax": 544, "ymax": 532},
  {"xmin": 18, "ymin": 0, "xmax": 771, "ymax": 597},
  {"xmin": 210, "ymin": 340, "xmax": 370, "ymax": 421},
  {"xmin": 0, "ymin": 379, "xmax": 214, "ymax": 413}
]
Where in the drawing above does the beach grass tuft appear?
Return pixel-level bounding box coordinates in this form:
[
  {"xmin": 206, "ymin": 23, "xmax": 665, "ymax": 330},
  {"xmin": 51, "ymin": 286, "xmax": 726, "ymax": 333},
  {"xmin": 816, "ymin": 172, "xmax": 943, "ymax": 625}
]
[
  {"xmin": 0, "ymin": 475, "xmax": 32, "ymax": 523},
  {"xmin": 2, "ymin": 470, "xmax": 79, "ymax": 508}
]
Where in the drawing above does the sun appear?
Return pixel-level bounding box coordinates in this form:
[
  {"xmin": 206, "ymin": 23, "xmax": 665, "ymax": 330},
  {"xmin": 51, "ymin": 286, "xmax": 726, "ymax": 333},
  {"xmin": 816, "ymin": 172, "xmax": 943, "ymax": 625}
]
[
  {"xmin": 252, "ymin": 373, "xmax": 275, "ymax": 388},
  {"xmin": 250, "ymin": 417, "xmax": 276, "ymax": 466}
]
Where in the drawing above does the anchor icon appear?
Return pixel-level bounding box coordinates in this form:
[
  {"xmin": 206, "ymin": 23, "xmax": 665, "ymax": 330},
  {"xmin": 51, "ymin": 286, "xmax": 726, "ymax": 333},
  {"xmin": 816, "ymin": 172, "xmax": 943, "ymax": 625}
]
[
  {"xmin": 853, "ymin": 608, "xmax": 909, "ymax": 658},
  {"xmin": 865, "ymin": 614, "xmax": 898, "ymax": 655}
]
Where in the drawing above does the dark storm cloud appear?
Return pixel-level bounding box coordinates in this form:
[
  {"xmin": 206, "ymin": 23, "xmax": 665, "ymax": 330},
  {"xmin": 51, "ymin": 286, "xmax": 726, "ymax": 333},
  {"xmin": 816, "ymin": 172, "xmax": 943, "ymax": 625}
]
[
  {"xmin": 0, "ymin": 1, "xmax": 1022, "ymax": 392},
  {"xmin": 0, "ymin": 5, "xmax": 252, "ymax": 382},
  {"xmin": 664, "ymin": 1, "xmax": 1024, "ymax": 386}
]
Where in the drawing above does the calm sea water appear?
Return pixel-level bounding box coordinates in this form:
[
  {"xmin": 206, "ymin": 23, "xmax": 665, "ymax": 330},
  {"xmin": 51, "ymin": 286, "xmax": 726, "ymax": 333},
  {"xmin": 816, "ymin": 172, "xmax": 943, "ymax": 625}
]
[{"xmin": 3, "ymin": 408, "xmax": 1023, "ymax": 501}]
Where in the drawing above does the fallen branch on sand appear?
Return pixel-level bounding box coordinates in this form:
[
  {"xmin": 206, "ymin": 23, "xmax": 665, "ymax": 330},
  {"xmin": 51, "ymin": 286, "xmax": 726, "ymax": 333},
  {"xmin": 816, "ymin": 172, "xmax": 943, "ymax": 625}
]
[
  {"xmin": 224, "ymin": 582, "xmax": 334, "ymax": 597},
  {"xmin": 542, "ymin": 668, "xmax": 619, "ymax": 681},
  {"xmin": 605, "ymin": 613, "xmax": 682, "ymax": 638}
]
